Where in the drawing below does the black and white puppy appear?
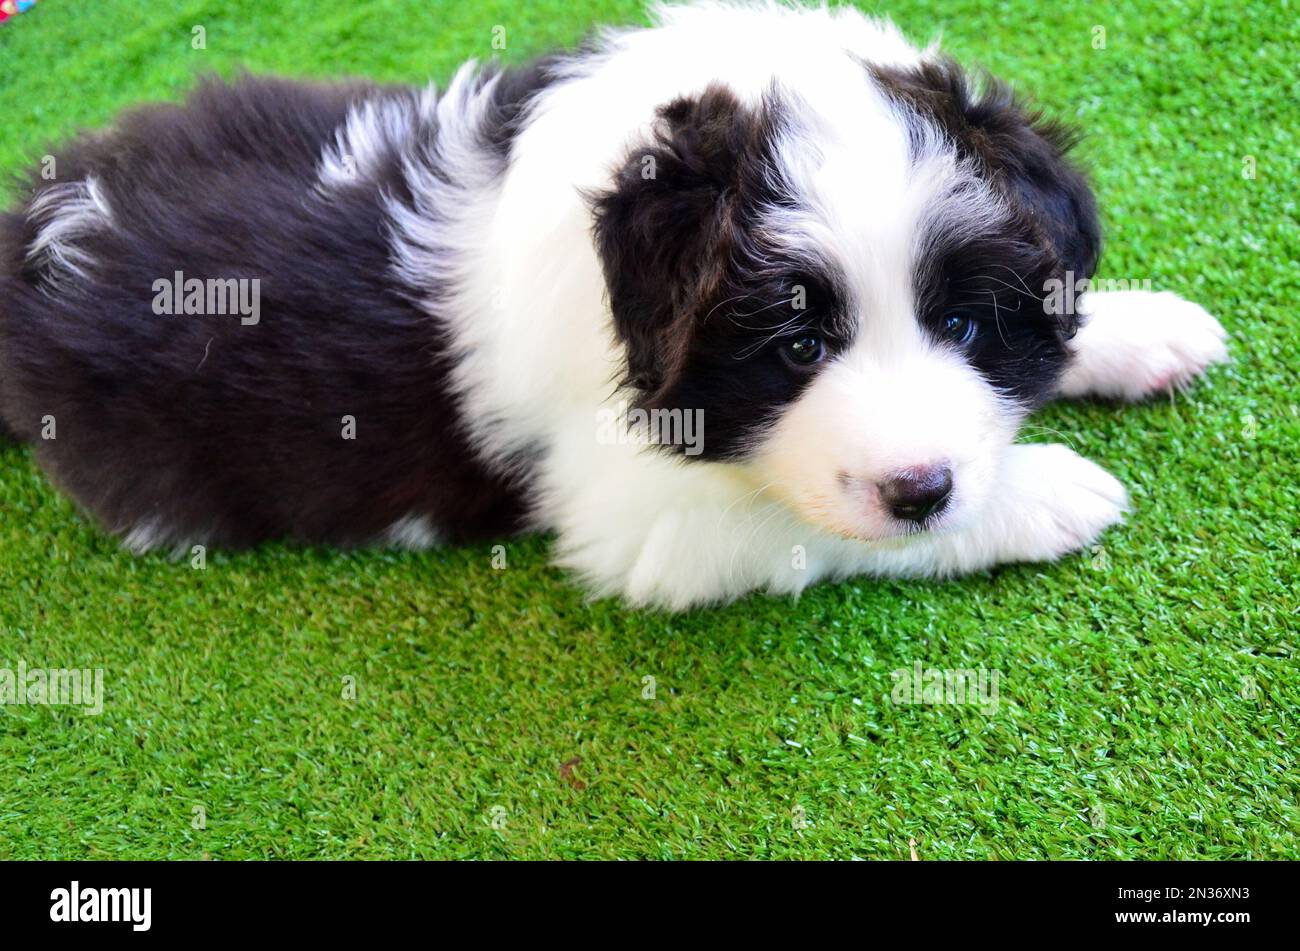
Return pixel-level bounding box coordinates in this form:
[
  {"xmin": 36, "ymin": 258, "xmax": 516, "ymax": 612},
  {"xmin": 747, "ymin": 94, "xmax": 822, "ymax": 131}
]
[{"xmin": 0, "ymin": 2, "xmax": 1227, "ymax": 608}]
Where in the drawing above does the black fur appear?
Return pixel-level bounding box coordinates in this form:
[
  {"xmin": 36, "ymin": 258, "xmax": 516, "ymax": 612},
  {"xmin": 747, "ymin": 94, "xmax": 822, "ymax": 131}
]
[
  {"xmin": 0, "ymin": 73, "xmax": 548, "ymax": 548},
  {"xmin": 914, "ymin": 221, "xmax": 1078, "ymax": 408},
  {"xmin": 871, "ymin": 59, "xmax": 1102, "ymax": 408},
  {"xmin": 479, "ymin": 55, "xmax": 567, "ymax": 159},
  {"xmin": 870, "ymin": 58, "xmax": 1101, "ymax": 280},
  {"xmin": 591, "ymin": 86, "xmax": 851, "ymax": 460}
]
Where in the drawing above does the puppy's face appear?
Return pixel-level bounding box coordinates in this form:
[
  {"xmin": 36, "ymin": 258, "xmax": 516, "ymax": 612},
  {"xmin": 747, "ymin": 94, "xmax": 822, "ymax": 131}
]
[{"xmin": 594, "ymin": 60, "xmax": 1099, "ymax": 541}]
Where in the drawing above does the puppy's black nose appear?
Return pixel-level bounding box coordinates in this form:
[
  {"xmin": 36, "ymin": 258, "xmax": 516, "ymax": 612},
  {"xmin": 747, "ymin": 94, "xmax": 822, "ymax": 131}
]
[{"xmin": 879, "ymin": 464, "xmax": 953, "ymax": 523}]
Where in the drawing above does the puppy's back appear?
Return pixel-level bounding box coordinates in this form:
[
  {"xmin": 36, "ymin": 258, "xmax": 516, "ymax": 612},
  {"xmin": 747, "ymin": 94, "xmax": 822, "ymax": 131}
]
[{"xmin": 0, "ymin": 75, "xmax": 527, "ymax": 550}]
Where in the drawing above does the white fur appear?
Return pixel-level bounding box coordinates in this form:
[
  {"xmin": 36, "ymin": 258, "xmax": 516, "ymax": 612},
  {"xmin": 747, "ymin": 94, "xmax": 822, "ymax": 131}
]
[
  {"xmin": 317, "ymin": 89, "xmax": 438, "ymax": 191},
  {"xmin": 382, "ymin": 514, "xmax": 440, "ymax": 550},
  {"xmin": 122, "ymin": 518, "xmax": 169, "ymax": 556},
  {"xmin": 751, "ymin": 117, "xmax": 1016, "ymax": 540},
  {"xmin": 26, "ymin": 177, "xmax": 114, "ymax": 285},
  {"xmin": 120, "ymin": 518, "xmax": 199, "ymax": 558},
  {"xmin": 1059, "ymin": 290, "xmax": 1229, "ymax": 400}
]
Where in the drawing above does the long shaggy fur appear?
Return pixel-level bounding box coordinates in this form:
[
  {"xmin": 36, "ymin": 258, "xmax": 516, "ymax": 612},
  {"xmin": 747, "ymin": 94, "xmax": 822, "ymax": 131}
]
[{"xmin": 0, "ymin": 2, "xmax": 1226, "ymax": 607}]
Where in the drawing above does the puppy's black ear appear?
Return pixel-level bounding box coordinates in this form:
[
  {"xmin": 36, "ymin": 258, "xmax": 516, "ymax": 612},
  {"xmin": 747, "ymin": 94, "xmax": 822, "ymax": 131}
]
[
  {"xmin": 873, "ymin": 60, "xmax": 1102, "ymax": 279},
  {"xmin": 962, "ymin": 76, "xmax": 1102, "ymax": 280},
  {"xmin": 591, "ymin": 85, "xmax": 761, "ymax": 398}
]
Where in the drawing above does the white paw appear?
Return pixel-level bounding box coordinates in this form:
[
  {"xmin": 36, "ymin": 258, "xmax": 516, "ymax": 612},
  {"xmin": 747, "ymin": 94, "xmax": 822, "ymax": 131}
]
[
  {"xmin": 996, "ymin": 443, "xmax": 1129, "ymax": 562},
  {"xmin": 1060, "ymin": 290, "xmax": 1229, "ymax": 400}
]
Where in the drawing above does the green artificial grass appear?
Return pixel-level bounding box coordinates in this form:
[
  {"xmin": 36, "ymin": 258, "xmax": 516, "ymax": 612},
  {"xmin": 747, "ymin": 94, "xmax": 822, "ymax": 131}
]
[{"xmin": 0, "ymin": 0, "xmax": 1296, "ymax": 860}]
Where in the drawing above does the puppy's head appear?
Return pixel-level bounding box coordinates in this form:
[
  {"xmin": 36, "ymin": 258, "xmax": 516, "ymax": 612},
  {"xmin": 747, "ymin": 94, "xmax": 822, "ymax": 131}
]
[{"xmin": 592, "ymin": 53, "xmax": 1099, "ymax": 542}]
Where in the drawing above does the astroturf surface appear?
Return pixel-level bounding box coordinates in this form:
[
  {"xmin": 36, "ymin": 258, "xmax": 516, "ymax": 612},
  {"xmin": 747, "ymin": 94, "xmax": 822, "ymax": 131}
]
[{"xmin": 0, "ymin": 0, "xmax": 1296, "ymax": 860}]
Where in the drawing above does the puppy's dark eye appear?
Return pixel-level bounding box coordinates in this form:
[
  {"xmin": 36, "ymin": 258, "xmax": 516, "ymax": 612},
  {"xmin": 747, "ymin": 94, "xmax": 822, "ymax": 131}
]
[
  {"xmin": 942, "ymin": 311, "xmax": 980, "ymax": 347},
  {"xmin": 783, "ymin": 334, "xmax": 824, "ymax": 366}
]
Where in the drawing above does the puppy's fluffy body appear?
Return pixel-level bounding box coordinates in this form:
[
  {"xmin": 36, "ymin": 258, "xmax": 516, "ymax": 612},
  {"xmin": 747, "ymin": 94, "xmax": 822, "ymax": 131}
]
[{"xmin": 0, "ymin": 2, "xmax": 1227, "ymax": 608}]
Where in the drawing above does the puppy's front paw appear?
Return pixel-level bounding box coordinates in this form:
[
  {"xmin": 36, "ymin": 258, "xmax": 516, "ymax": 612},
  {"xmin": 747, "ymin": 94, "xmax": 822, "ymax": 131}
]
[
  {"xmin": 1060, "ymin": 290, "xmax": 1229, "ymax": 400},
  {"xmin": 996, "ymin": 443, "xmax": 1129, "ymax": 562}
]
